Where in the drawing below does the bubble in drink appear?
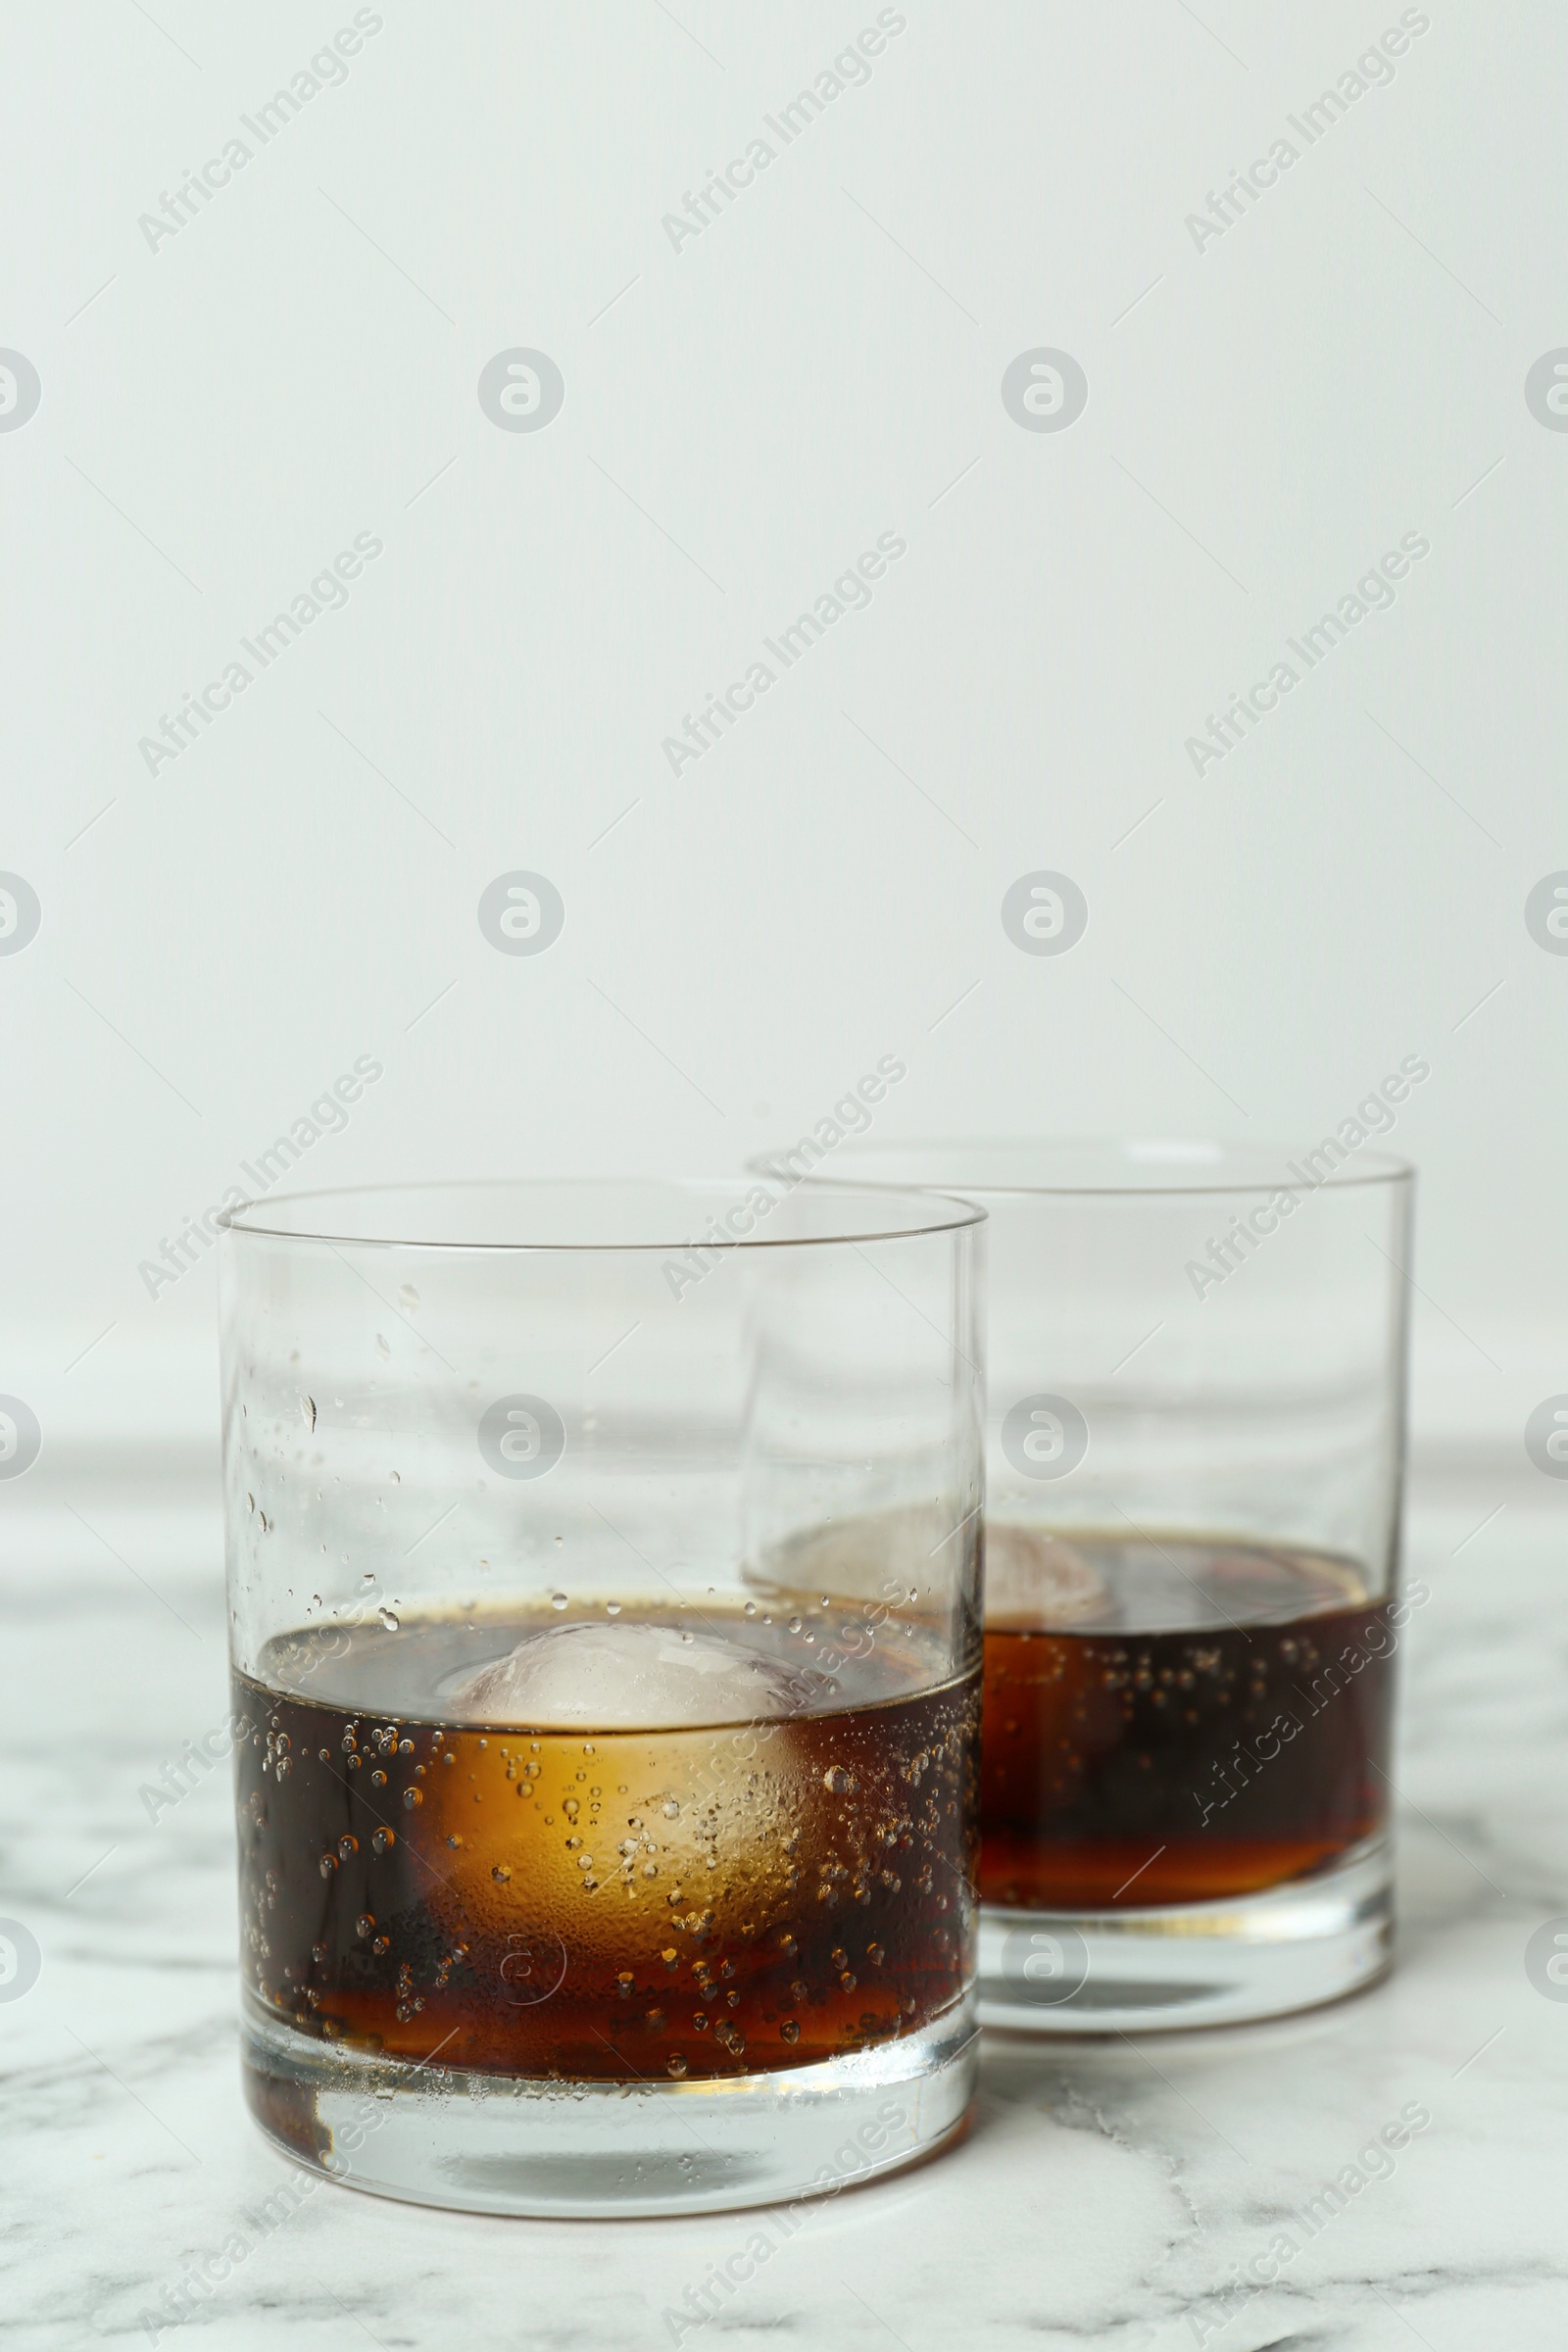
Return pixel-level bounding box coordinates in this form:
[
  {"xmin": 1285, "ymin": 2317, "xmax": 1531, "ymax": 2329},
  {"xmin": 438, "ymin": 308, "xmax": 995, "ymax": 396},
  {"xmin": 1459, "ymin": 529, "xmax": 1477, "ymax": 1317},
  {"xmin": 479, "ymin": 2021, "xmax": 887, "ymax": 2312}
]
[
  {"xmin": 234, "ymin": 1597, "xmax": 978, "ymax": 2082},
  {"xmin": 980, "ymin": 1530, "xmax": 1394, "ymax": 1909}
]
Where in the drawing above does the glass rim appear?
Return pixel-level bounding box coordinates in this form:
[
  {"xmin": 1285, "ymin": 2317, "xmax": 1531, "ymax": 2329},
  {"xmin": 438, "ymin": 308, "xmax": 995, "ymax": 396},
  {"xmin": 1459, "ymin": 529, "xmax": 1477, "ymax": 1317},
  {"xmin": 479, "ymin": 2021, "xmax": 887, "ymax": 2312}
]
[
  {"xmin": 216, "ymin": 1175, "xmax": 988, "ymax": 1253},
  {"xmin": 749, "ymin": 1134, "xmax": 1415, "ymax": 1200}
]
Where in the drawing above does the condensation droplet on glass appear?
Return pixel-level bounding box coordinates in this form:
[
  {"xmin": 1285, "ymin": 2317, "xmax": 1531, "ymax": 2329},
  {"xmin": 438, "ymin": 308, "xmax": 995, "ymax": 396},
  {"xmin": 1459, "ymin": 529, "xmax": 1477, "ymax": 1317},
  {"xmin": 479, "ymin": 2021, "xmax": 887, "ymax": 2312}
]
[
  {"xmin": 550, "ymin": 1592, "xmax": 567, "ymax": 1611},
  {"xmin": 399, "ymin": 1285, "xmax": 419, "ymax": 1312},
  {"xmin": 379, "ymin": 1606, "xmax": 400, "ymax": 1633},
  {"xmin": 823, "ymin": 1766, "xmax": 856, "ymax": 1795},
  {"xmin": 300, "ymin": 1396, "xmax": 317, "ymax": 1432},
  {"xmin": 374, "ymin": 1334, "xmax": 390, "ymax": 1362}
]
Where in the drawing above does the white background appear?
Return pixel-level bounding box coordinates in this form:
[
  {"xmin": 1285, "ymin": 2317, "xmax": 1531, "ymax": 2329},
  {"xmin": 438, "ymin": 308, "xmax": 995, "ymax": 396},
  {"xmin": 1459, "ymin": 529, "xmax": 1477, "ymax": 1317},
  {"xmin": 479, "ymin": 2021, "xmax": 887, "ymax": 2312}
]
[{"xmin": 3, "ymin": 0, "xmax": 1564, "ymax": 1474}]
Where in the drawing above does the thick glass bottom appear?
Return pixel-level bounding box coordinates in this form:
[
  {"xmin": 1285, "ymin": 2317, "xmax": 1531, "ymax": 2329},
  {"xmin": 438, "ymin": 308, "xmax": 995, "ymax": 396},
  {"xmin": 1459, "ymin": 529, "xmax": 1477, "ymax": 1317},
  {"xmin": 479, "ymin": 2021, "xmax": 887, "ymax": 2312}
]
[
  {"xmin": 977, "ymin": 1836, "xmax": 1392, "ymax": 2034},
  {"xmin": 241, "ymin": 1988, "xmax": 977, "ymax": 2218}
]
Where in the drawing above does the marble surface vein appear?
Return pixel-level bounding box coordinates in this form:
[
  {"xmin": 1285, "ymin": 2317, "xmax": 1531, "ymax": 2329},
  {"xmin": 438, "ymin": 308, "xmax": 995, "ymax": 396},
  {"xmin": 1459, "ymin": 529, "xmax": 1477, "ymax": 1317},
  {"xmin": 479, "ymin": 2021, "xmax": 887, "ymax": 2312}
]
[{"xmin": 1, "ymin": 1468, "xmax": 1563, "ymax": 2350}]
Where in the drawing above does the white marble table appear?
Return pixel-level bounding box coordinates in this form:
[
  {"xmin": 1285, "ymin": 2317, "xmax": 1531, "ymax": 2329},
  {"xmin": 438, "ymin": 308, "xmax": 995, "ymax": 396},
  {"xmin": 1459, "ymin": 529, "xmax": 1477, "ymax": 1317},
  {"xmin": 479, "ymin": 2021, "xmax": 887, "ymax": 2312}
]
[{"xmin": 5, "ymin": 1454, "xmax": 1563, "ymax": 2351}]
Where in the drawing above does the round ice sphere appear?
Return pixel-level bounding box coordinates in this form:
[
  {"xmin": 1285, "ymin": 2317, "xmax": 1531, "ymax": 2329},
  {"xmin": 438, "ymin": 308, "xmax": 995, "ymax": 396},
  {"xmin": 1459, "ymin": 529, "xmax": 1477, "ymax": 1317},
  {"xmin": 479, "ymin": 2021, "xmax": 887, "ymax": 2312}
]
[
  {"xmin": 445, "ymin": 1619, "xmax": 807, "ymax": 1730},
  {"xmin": 984, "ymin": 1525, "xmax": 1108, "ymax": 1628}
]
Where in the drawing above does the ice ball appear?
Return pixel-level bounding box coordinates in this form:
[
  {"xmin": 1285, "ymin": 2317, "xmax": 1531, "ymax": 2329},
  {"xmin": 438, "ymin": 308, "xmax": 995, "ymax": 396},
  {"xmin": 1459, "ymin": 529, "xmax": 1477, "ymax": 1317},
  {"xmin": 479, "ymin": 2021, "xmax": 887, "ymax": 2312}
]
[
  {"xmin": 445, "ymin": 1620, "xmax": 806, "ymax": 1731},
  {"xmin": 984, "ymin": 1525, "xmax": 1108, "ymax": 1628}
]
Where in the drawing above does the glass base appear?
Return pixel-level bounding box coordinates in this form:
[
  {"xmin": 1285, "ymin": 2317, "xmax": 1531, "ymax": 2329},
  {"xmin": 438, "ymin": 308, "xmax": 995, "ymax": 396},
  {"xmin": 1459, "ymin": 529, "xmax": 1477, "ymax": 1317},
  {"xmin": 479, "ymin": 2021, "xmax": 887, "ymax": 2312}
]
[
  {"xmin": 241, "ymin": 1990, "xmax": 977, "ymax": 2218},
  {"xmin": 978, "ymin": 1836, "xmax": 1393, "ymax": 2034}
]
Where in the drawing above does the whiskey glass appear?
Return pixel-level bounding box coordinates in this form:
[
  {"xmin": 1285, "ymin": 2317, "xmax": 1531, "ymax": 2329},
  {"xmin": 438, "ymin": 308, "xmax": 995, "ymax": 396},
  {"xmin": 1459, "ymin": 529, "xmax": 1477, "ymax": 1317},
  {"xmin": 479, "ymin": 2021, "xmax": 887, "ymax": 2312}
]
[
  {"xmin": 777, "ymin": 1138, "xmax": 1413, "ymax": 2032},
  {"xmin": 219, "ymin": 1179, "xmax": 984, "ymax": 2213}
]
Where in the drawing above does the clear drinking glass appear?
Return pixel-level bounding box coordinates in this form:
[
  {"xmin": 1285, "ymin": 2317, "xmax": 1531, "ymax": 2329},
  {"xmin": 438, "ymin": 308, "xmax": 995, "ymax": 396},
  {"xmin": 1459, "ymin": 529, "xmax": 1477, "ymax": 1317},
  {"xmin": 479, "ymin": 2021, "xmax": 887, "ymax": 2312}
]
[
  {"xmin": 771, "ymin": 1138, "xmax": 1413, "ymax": 2032},
  {"xmin": 219, "ymin": 1179, "xmax": 984, "ymax": 2215}
]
